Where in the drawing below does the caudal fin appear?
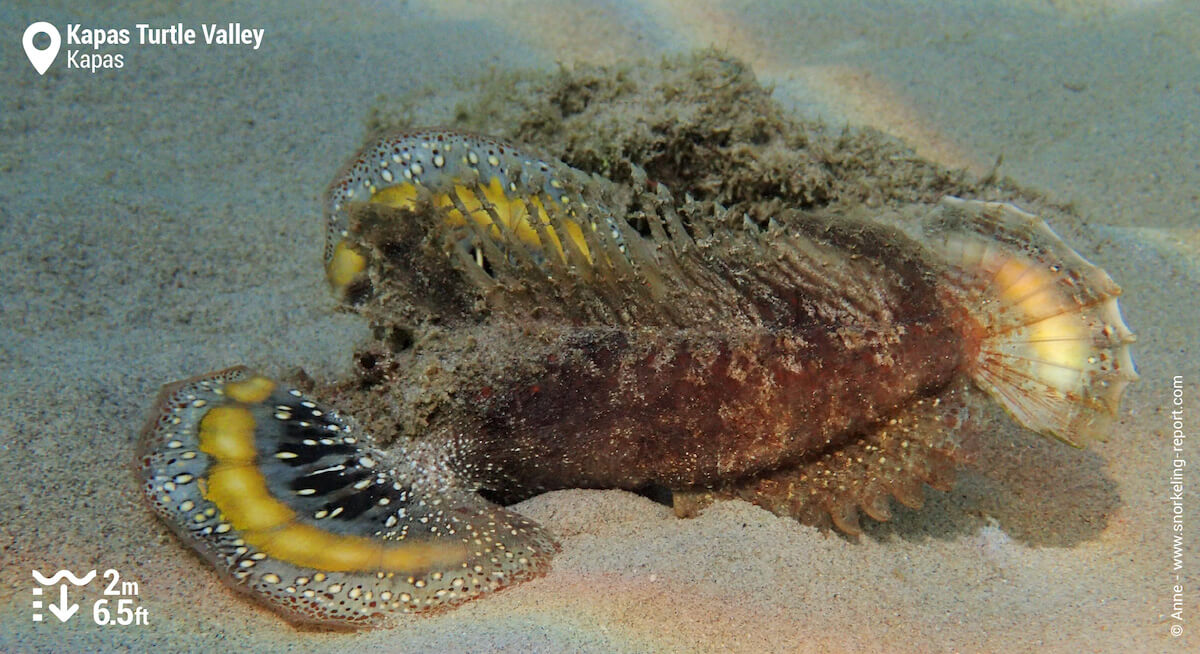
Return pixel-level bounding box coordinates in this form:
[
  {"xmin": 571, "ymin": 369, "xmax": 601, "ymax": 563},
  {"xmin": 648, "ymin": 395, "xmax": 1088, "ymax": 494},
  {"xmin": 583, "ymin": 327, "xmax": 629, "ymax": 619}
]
[{"xmin": 925, "ymin": 197, "xmax": 1138, "ymax": 446}]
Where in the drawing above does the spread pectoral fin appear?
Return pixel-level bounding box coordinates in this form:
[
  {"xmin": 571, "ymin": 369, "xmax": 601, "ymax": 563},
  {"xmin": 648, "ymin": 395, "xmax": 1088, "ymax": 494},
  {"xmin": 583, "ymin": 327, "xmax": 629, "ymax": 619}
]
[{"xmin": 136, "ymin": 367, "xmax": 557, "ymax": 627}]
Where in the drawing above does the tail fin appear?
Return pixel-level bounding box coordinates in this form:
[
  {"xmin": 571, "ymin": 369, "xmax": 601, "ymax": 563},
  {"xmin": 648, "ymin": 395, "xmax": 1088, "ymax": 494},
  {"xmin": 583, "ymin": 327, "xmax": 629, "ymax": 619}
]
[{"xmin": 924, "ymin": 197, "xmax": 1138, "ymax": 446}]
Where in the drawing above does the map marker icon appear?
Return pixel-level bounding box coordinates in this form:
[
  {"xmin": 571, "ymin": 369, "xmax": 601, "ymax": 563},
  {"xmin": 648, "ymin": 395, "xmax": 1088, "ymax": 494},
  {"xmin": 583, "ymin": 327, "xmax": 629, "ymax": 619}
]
[{"xmin": 23, "ymin": 22, "xmax": 61, "ymax": 75}]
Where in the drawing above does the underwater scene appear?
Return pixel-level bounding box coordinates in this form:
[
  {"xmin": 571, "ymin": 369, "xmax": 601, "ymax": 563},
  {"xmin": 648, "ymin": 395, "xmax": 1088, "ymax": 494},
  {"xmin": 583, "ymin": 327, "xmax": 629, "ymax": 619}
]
[{"xmin": 1, "ymin": 1, "xmax": 1197, "ymax": 652}]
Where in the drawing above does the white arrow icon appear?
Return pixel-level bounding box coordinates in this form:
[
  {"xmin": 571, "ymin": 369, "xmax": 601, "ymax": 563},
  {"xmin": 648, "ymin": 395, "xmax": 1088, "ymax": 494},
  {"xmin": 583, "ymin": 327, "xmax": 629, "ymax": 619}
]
[
  {"xmin": 47, "ymin": 584, "xmax": 79, "ymax": 622},
  {"xmin": 23, "ymin": 22, "xmax": 61, "ymax": 75}
]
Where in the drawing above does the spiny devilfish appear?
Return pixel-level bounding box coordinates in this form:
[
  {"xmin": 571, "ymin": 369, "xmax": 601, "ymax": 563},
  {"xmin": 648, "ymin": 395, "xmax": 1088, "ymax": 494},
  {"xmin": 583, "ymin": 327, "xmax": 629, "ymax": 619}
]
[{"xmin": 137, "ymin": 129, "xmax": 1137, "ymax": 627}]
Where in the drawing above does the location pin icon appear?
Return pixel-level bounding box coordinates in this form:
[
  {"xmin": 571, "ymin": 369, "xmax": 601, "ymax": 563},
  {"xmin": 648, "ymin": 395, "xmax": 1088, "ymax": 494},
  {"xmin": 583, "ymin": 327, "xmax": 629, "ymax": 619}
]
[{"xmin": 23, "ymin": 22, "xmax": 61, "ymax": 75}]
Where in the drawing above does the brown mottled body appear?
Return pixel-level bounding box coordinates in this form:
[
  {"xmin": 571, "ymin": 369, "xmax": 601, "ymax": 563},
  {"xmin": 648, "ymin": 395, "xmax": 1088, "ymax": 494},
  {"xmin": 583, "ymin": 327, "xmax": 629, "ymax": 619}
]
[
  {"xmin": 464, "ymin": 319, "xmax": 960, "ymax": 496},
  {"xmin": 340, "ymin": 193, "xmax": 972, "ymax": 505}
]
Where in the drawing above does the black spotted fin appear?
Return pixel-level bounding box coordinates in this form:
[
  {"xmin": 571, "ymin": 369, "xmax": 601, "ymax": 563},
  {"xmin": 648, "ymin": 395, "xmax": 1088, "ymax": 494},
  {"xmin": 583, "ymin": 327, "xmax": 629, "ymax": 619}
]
[
  {"xmin": 322, "ymin": 130, "xmax": 609, "ymax": 293},
  {"xmin": 135, "ymin": 367, "xmax": 556, "ymax": 628}
]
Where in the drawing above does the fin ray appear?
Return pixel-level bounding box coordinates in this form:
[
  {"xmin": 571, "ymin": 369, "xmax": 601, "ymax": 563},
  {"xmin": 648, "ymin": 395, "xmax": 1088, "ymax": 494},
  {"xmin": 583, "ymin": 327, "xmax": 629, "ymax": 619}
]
[
  {"xmin": 925, "ymin": 197, "xmax": 1137, "ymax": 446},
  {"xmin": 673, "ymin": 379, "xmax": 972, "ymax": 535}
]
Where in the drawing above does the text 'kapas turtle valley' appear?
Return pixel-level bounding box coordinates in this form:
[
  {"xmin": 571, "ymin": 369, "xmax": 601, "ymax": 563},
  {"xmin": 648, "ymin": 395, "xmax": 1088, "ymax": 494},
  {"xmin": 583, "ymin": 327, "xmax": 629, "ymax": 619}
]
[{"xmin": 67, "ymin": 23, "xmax": 265, "ymax": 50}]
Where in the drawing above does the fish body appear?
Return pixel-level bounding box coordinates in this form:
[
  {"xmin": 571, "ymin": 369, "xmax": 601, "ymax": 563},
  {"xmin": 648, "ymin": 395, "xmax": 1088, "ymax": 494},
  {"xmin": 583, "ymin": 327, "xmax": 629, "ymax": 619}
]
[{"xmin": 137, "ymin": 130, "xmax": 1137, "ymax": 627}]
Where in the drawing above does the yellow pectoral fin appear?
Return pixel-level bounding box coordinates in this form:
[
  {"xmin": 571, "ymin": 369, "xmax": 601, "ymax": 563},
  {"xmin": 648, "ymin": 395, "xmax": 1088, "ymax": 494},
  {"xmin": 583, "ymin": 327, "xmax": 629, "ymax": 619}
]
[
  {"xmin": 198, "ymin": 406, "xmax": 257, "ymax": 462},
  {"xmin": 443, "ymin": 177, "xmax": 592, "ymax": 263},
  {"xmin": 224, "ymin": 376, "xmax": 276, "ymax": 405},
  {"xmin": 249, "ymin": 523, "xmax": 383, "ymax": 572},
  {"xmin": 205, "ymin": 463, "xmax": 296, "ymax": 532},
  {"xmin": 326, "ymin": 239, "xmax": 367, "ymax": 289},
  {"xmin": 371, "ymin": 183, "xmax": 419, "ymax": 209}
]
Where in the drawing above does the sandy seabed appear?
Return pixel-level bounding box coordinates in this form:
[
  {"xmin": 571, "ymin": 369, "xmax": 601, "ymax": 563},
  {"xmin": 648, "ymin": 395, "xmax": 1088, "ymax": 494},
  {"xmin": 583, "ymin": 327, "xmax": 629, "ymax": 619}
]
[{"xmin": 1, "ymin": 1, "xmax": 1197, "ymax": 652}]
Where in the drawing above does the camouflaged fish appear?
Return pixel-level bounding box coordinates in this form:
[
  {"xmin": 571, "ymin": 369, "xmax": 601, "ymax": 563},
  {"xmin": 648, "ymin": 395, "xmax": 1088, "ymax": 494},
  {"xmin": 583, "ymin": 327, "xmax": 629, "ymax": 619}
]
[{"xmin": 137, "ymin": 129, "xmax": 1137, "ymax": 628}]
